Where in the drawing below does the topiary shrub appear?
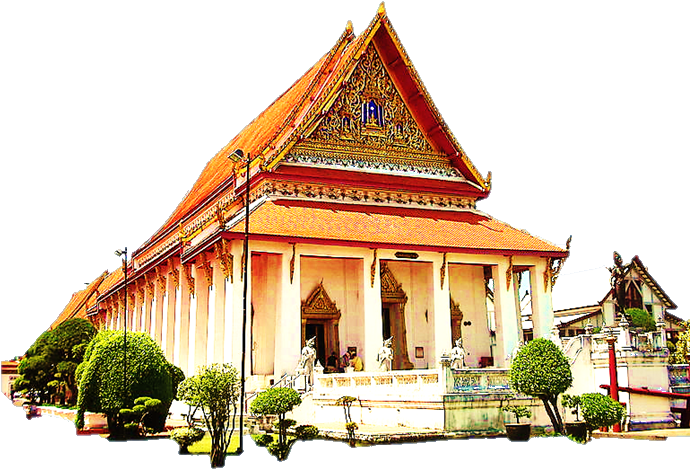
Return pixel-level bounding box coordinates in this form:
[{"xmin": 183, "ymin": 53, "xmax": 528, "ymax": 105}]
[
  {"xmin": 625, "ymin": 308, "xmax": 656, "ymax": 332},
  {"xmin": 509, "ymin": 338, "xmax": 573, "ymax": 434},
  {"xmin": 294, "ymin": 424, "xmax": 319, "ymax": 440},
  {"xmin": 580, "ymin": 393, "xmax": 625, "ymax": 434},
  {"xmin": 75, "ymin": 331, "xmax": 184, "ymax": 439},
  {"xmin": 250, "ymin": 387, "xmax": 302, "ymax": 461},
  {"xmin": 170, "ymin": 427, "xmax": 206, "ymax": 454},
  {"xmin": 252, "ymin": 433, "xmax": 274, "ymax": 447}
]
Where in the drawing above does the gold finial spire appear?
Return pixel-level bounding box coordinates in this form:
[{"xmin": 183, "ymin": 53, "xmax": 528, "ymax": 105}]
[
  {"xmin": 345, "ymin": 20, "xmax": 354, "ymax": 35},
  {"xmin": 378, "ymin": 2, "xmax": 386, "ymax": 16}
]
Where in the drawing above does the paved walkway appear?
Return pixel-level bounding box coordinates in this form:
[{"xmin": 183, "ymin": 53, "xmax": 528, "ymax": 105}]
[{"xmin": 593, "ymin": 428, "xmax": 690, "ymax": 440}]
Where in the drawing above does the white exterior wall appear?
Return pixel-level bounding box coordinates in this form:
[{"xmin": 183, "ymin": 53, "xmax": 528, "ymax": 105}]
[{"xmin": 153, "ymin": 241, "xmax": 557, "ymax": 381}]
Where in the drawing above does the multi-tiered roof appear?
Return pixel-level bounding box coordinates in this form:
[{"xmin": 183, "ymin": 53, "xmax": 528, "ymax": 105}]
[{"xmin": 53, "ymin": 5, "xmax": 568, "ymax": 325}]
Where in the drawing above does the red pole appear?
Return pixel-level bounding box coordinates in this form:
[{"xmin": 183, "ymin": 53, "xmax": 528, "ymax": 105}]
[{"xmin": 606, "ymin": 335, "xmax": 621, "ymax": 432}]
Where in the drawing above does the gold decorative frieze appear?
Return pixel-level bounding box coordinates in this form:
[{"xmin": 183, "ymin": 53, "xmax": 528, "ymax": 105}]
[
  {"xmin": 145, "ymin": 274, "xmax": 155, "ymax": 298},
  {"xmin": 544, "ymin": 235, "xmax": 572, "ymax": 292},
  {"xmin": 197, "ymin": 252, "xmax": 213, "ymax": 286},
  {"xmin": 256, "ymin": 180, "xmax": 476, "ymax": 211},
  {"xmin": 440, "ymin": 252, "xmax": 447, "ymax": 289},
  {"xmin": 137, "ymin": 280, "xmax": 145, "ymax": 303},
  {"xmin": 214, "ymin": 240, "xmax": 233, "ymax": 283},
  {"xmin": 506, "ymin": 256, "xmax": 514, "ymax": 291},
  {"xmin": 289, "ymin": 243, "xmax": 296, "ymax": 284},
  {"xmin": 155, "ymin": 266, "xmax": 167, "ymax": 294},
  {"xmin": 308, "ymin": 45, "xmax": 434, "ymax": 154},
  {"xmin": 370, "ymin": 248, "xmax": 378, "ymax": 288},
  {"xmin": 168, "ymin": 258, "xmax": 179, "ymax": 289},
  {"xmin": 182, "ymin": 263, "xmax": 195, "ymax": 295}
]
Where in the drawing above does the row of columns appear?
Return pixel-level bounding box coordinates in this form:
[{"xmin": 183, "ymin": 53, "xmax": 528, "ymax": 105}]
[{"xmin": 103, "ymin": 243, "xmax": 556, "ymax": 378}]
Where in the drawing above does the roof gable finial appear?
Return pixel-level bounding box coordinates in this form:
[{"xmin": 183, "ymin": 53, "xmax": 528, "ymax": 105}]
[{"xmin": 378, "ymin": 2, "xmax": 386, "ymax": 17}]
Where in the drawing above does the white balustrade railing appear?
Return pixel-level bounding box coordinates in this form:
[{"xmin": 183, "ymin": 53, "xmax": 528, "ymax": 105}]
[{"xmin": 313, "ymin": 369, "xmax": 442, "ymax": 400}]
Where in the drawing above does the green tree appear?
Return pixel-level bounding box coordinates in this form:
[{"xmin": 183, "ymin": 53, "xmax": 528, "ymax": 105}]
[
  {"xmin": 177, "ymin": 364, "xmax": 240, "ymax": 468},
  {"xmin": 75, "ymin": 330, "xmax": 183, "ymax": 438},
  {"xmin": 250, "ymin": 387, "xmax": 302, "ymax": 461},
  {"xmin": 509, "ymin": 338, "xmax": 573, "ymax": 434},
  {"xmin": 625, "ymin": 308, "xmax": 656, "ymax": 332},
  {"xmin": 670, "ymin": 321, "xmax": 690, "ymax": 364},
  {"xmin": 16, "ymin": 318, "xmax": 96, "ymax": 405}
]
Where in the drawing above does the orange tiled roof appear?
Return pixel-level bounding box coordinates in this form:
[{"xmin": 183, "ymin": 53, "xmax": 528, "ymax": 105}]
[
  {"xmin": 139, "ymin": 6, "xmax": 484, "ymax": 257},
  {"xmin": 227, "ymin": 200, "xmax": 568, "ymax": 256},
  {"xmin": 50, "ymin": 271, "xmax": 108, "ymax": 329}
]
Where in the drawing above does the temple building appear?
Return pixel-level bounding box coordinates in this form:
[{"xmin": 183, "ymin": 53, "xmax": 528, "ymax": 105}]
[
  {"xmin": 54, "ymin": 5, "xmax": 570, "ymax": 389},
  {"xmin": 555, "ymin": 255, "xmax": 683, "ymax": 341}
]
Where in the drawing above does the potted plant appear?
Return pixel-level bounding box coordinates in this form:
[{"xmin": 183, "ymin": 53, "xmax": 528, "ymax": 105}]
[
  {"xmin": 502, "ymin": 405, "xmax": 532, "ymax": 441},
  {"xmin": 561, "ymin": 394, "xmax": 587, "ymax": 441},
  {"xmin": 169, "ymin": 426, "xmax": 205, "ymax": 454}
]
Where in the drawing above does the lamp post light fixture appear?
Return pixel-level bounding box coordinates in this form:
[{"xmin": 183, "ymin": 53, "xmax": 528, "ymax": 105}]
[
  {"xmin": 227, "ymin": 148, "xmax": 250, "ymax": 454},
  {"xmin": 115, "ymin": 247, "xmax": 128, "ymax": 406}
]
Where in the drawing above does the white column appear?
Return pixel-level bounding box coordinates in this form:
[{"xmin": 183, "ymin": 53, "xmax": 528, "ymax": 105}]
[
  {"xmin": 132, "ymin": 289, "xmax": 141, "ymax": 332},
  {"xmin": 163, "ymin": 259, "xmax": 180, "ymax": 365},
  {"xmin": 493, "ymin": 257, "xmax": 519, "ymax": 368},
  {"xmin": 172, "ymin": 279, "xmax": 181, "ymax": 366},
  {"xmin": 193, "ymin": 263, "xmax": 210, "ymax": 372},
  {"xmin": 211, "ymin": 258, "xmax": 227, "ymax": 364},
  {"xmin": 144, "ymin": 282, "xmax": 154, "ymax": 335},
  {"xmin": 275, "ymin": 247, "xmax": 301, "ymax": 377},
  {"xmin": 154, "ymin": 277, "xmax": 165, "ymax": 347},
  {"xmin": 207, "ymin": 282, "xmax": 216, "ymax": 365},
  {"xmin": 530, "ymin": 261, "xmax": 554, "ymax": 339},
  {"xmin": 363, "ymin": 250, "xmax": 383, "ymax": 372},
  {"xmin": 432, "ymin": 254, "xmax": 452, "ymax": 367},
  {"xmin": 188, "ymin": 265, "xmax": 198, "ymax": 377},
  {"xmin": 230, "ymin": 240, "xmax": 252, "ymax": 378},
  {"xmin": 161, "ymin": 288, "xmax": 169, "ymax": 354},
  {"xmin": 223, "ymin": 275, "xmax": 234, "ymax": 366},
  {"xmin": 178, "ymin": 264, "xmax": 192, "ymax": 376}
]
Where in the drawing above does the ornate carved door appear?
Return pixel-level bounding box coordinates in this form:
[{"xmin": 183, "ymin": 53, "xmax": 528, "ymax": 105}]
[
  {"xmin": 301, "ymin": 282, "xmax": 341, "ymax": 366},
  {"xmin": 380, "ymin": 262, "xmax": 414, "ymax": 370}
]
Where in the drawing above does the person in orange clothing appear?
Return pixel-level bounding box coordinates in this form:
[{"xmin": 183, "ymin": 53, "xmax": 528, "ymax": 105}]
[{"xmin": 350, "ymin": 350, "xmax": 363, "ymax": 372}]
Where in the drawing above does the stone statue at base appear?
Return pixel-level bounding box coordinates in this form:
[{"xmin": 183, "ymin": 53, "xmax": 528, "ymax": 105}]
[
  {"xmin": 296, "ymin": 336, "xmax": 317, "ymax": 387},
  {"xmin": 377, "ymin": 337, "xmax": 393, "ymax": 371},
  {"xmin": 450, "ymin": 337, "xmax": 467, "ymax": 370}
]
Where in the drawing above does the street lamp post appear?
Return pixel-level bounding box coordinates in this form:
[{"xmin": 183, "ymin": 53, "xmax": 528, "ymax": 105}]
[
  {"xmin": 115, "ymin": 248, "xmax": 128, "ymax": 406},
  {"xmin": 228, "ymin": 149, "xmax": 250, "ymax": 454}
]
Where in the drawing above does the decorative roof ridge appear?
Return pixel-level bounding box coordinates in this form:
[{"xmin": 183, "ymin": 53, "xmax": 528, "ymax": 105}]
[
  {"xmin": 259, "ymin": 21, "xmax": 361, "ymax": 169},
  {"xmin": 376, "ymin": 13, "xmax": 488, "ymax": 191},
  {"xmin": 50, "ymin": 270, "xmax": 109, "ymax": 329},
  {"xmin": 628, "ymin": 255, "xmax": 677, "ymax": 310},
  {"xmin": 482, "ymin": 213, "xmax": 569, "ymax": 255}
]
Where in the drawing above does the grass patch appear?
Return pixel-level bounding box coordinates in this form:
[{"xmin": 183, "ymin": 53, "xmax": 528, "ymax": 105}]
[{"xmin": 187, "ymin": 433, "xmax": 241, "ymax": 454}]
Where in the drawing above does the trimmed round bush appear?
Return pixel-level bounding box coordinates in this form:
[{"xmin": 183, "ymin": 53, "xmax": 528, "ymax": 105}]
[
  {"xmin": 170, "ymin": 427, "xmax": 205, "ymax": 453},
  {"xmin": 580, "ymin": 393, "xmax": 625, "ymax": 430},
  {"xmin": 75, "ymin": 331, "xmax": 184, "ymax": 434}
]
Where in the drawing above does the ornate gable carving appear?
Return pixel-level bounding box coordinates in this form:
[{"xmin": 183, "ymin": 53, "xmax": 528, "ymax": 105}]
[
  {"xmin": 301, "ymin": 281, "xmax": 341, "ymax": 320},
  {"xmin": 311, "ymin": 46, "xmax": 433, "ymax": 152},
  {"xmin": 380, "ymin": 261, "xmax": 407, "ymax": 304}
]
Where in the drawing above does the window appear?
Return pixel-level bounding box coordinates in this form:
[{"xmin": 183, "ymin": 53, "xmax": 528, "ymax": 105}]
[{"xmin": 362, "ymin": 99, "xmax": 384, "ymax": 126}]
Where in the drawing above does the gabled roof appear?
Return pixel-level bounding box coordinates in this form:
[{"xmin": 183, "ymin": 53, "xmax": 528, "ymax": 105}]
[
  {"xmin": 139, "ymin": 3, "xmax": 489, "ymax": 257},
  {"xmin": 49, "ymin": 271, "xmax": 109, "ymax": 329},
  {"xmin": 223, "ymin": 199, "xmax": 568, "ymax": 256},
  {"xmin": 551, "ymin": 256, "xmax": 677, "ymax": 311},
  {"xmin": 600, "ymin": 255, "xmax": 677, "ymax": 310}
]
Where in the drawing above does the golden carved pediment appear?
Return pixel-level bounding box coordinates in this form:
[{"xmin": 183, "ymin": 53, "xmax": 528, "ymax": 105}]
[
  {"xmin": 380, "ymin": 261, "xmax": 407, "ymax": 304},
  {"xmin": 301, "ymin": 281, "xmax": 341, "ymax": 320},
  {"xmin": 303, "ymin": 45, "xmax": 436, "ymax": 156}
]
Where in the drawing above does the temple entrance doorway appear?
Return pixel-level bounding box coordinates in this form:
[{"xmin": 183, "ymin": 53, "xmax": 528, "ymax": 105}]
[
  {"xmin": 381, "ymin": 302, "xmax": 413, "ymax": 370},
  {"xmin": 301, "ymin": 281, "xmax": 341, "ymax": 369},
  {"xmin": 304, "ymin": 322, "xmax": 326, "ymax": 367},
  {"xmin": 380, "ymin": 262, "xmax": 414, "ymax": 370}
]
